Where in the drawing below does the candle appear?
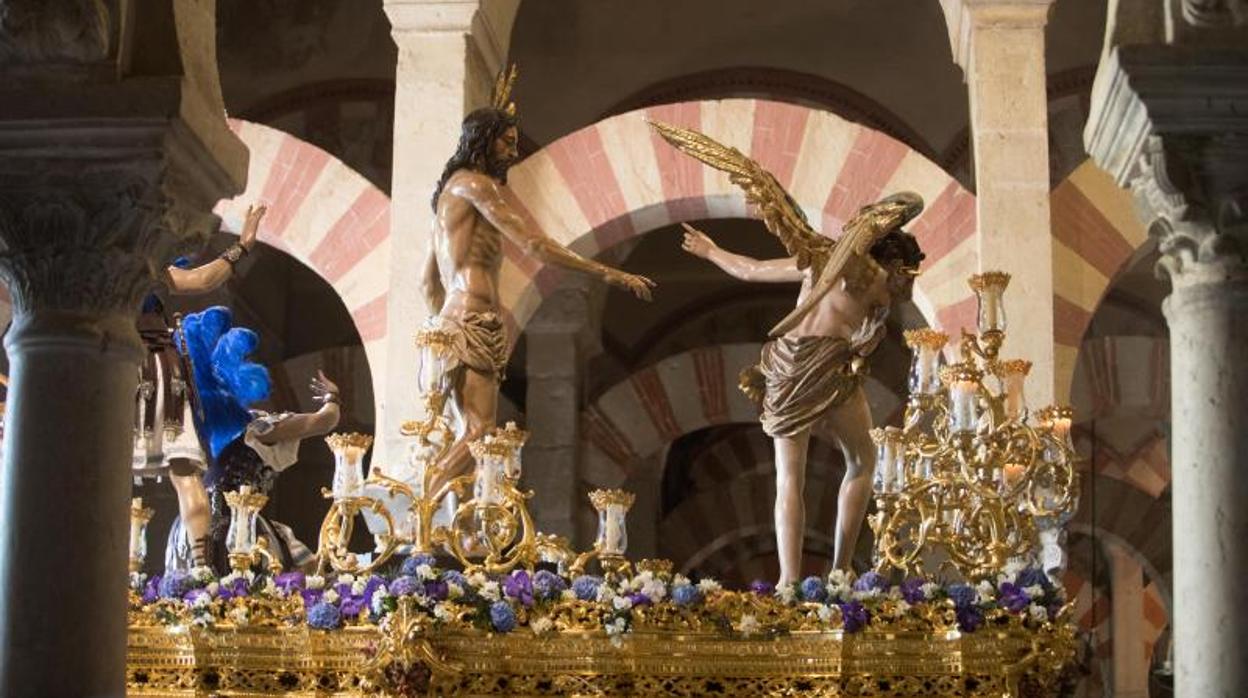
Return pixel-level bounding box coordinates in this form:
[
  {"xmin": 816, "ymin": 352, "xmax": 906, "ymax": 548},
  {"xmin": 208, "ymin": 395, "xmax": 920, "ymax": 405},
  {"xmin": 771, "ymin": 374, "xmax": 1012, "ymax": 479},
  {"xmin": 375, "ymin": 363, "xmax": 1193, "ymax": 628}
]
[
  {"xmin": 870, "ymin": 428, "xmax": 893, "ymax": 492},
  {"xmin": 326, "ymin": 433, "xmax": 373, "ymax": 500},
  {"xmin": 995, "ymin": 360, "xmax": 1032, "ymax": 420},
  {"xmin": 904, "ymin": 329, "xmax": 949, "ymax": 396},
  {"xmin": 604, "ymin": 509, "xmax": 622, "ymax": 554},
  {"xmin": 969, "ymin": 272, "xmax": 1011, "ymax": 334},
  {"xmin": 470, "ymin": 436, "xmax": 509, "ymax": 506},
  {"xmin": 950, "ymin": 380, "xmax": 980, "ymax": 433},
  {"xmin": 590, "ymin": 489, "xmax": 635, "ymax": 556}
]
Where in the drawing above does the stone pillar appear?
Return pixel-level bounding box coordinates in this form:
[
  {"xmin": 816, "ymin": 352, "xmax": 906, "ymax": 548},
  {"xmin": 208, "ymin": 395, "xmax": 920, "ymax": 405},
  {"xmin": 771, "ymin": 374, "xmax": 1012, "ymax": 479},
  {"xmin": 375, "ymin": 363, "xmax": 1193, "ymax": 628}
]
[
  {"xmin": 523, "ymin": 285, "xmax": 592, "ymax": 544},
  {"xmin": 0, "ymin": 3, "xmax": 245, "ymax": 694},
  {"xmin": 1107, "ymin": 544, "xmax": 1150, "ymax": 698},
  {"xmin": 1085, "ymin": 38, "xmax": 1248, "ymax": 697},
  {"xmin": 940, "ymin": 0, "xmax": 1058, "ymax": 405},
  {"xmin": 378, "ymin": 0, "xmax": 517, "ymax": 471}
]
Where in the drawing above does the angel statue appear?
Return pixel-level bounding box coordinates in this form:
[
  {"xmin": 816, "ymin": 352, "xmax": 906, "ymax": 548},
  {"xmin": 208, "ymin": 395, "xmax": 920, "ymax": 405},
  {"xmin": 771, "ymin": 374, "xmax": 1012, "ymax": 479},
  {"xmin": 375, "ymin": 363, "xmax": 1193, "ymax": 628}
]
[
  {"xmin": 419, "ymin": 67, "xmax": 655, "ymax": 493},
  {"xmin": 650, "ymin": 120, "xmax": 925, "ymax": 584}
]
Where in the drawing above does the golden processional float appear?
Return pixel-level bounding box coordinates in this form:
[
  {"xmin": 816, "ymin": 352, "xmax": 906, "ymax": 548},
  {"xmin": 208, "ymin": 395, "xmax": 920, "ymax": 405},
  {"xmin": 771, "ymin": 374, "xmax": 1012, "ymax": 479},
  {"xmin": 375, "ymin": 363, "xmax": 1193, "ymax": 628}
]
[{"xmin": 126, "ymin": 272, "xmax": 1080, "ymax": 697}]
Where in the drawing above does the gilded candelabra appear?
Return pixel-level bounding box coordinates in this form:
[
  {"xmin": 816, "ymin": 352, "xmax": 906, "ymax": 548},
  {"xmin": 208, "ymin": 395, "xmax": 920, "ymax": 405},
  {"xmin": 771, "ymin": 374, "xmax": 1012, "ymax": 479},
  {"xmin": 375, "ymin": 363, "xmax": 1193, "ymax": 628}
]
[
  {"xmin": 869, "ymin": 271, "xmax": 1078, "ymax": 580},
  {"xmin": 223, "ymin": 485, "xmax": 282, "ymax": 574},
  {"xmin": 316, "ymin": 327, "xmax": 636, "ymax": 577},
  {"xmin": 129, "ymin": 497, "xmax": 154, "ymax": 573}
]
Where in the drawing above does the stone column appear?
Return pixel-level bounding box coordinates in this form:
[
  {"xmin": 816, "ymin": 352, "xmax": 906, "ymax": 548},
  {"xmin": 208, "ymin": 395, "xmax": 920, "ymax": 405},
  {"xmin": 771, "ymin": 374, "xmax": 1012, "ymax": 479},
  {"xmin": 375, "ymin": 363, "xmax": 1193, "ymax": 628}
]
[
  {"xmin": 378, "ymin": 0, "xmax": 517, "ymax": 471},
  {"xmin": 1107, "ymin": 544, "xmax": 1150, "ymax": 698},
  {"xmin": 524, "ymin": 284, "xmax": 592, "ymax": 544},
  {"xmin": 1085, "ymin": 40, "xmax": 1248, "ymax": 697},
  {"xmin": 940, "ymin": 0, "xmax": 1058, "ymax": 405},
  {"xmin": 0, "ymin": 3, "xmax": 246, "ymax": 694}
]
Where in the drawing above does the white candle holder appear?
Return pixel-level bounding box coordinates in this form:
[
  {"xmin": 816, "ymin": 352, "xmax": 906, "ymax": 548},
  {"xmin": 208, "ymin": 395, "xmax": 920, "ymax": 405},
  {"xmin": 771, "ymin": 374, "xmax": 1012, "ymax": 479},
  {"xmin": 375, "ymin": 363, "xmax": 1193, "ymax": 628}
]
[
  {"xmin": 492, "ymin": 421, "xmax": 528, "ymax": 480},
  {"xmin": 326, "ymin": 433, "xmax": 374, "ymax": 501},
  {"xmin": 469, "ymin": 436, "xmax": 509, "ymax": 507},
  {"xmin": 942, "ymin": 363, "xmax": 983, "ymax": 433},
  {"xmin": 994, "ymin": 359, "xmax": 1032, "ymax": 421},
  {"xmin": 969, "ymin": 271, "xmax": 1010, "ymax": 335},
  {"xmin": 870, "ymin": 427, "xmax": 907, "ymax": 493},
  {"xmin": 589, "ymin": 489, "xmax": 635, "ymax": 558},
  {"xmin": 224, "ymin": 485, "xmax": 269, "ymax": 572},
  {"xmin": 904, "ymin": 329, "xmax": 948, "ymax": 396},
  {"xmin": 129, "ymin": 497, "xmax": 154, "ymax": 573}
]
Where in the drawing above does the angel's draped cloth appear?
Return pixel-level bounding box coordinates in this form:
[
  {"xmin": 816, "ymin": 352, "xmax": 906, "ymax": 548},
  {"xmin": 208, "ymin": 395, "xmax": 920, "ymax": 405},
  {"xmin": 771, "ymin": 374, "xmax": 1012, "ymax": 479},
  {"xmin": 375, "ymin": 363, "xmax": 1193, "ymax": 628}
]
[{"xmin": 741, "ymin": 313, "xmax": 886, "ymax": 438}]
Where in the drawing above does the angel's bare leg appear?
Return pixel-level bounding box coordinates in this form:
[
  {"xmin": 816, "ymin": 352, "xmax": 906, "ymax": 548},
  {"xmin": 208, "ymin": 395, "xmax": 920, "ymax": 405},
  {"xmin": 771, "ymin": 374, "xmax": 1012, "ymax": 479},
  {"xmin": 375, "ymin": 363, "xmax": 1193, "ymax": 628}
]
[
  {"xmin": 773, "ymin": 430, "xmax": 810, "ymax": 586},
  {"xmin": 819, "ymin": 387, "xmax": 876, "ymax": 571}
]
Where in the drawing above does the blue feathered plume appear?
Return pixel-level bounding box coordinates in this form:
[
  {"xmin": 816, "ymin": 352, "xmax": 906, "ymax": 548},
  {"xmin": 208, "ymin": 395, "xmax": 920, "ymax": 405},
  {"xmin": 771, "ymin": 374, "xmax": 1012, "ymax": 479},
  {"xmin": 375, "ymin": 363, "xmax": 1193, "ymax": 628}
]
[{"xmin": 177, "ymin": 306, "xmax": 272, "ymax": 459}]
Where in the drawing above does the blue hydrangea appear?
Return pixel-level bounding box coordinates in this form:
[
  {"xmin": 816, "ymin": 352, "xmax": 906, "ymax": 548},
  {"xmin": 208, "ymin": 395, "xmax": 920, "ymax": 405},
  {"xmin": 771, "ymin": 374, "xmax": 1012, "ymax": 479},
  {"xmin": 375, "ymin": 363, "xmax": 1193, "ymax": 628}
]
[
  {"xmin": 671, "ymin": 585, "xmax": 701, "ymax": 606},
  {"xmin": 1015, "ymin": 567, "xmax": 1052, "ymax": 590},
  {"xmin": 851, "ymin": 571, "xmax": 886, "ymax": 592},
  {"xmin": 800, "ymin": 576, "xmax": 827, "ymax": 603},
  {"xmin": 571, "ymin": 575, "xmax": 602, "ymax": 601},
  {"xmin": 400, "ymin": 554, "xmax": 437, "ymax": 577},
  {"xmin": 158, "ymin": 570, "xmax": 194, "ymax": 600},
  {"xmin": 388, "ymin": 575, "xmax": 420, "ymax": 597},
  {"xmin": 532, "ymin": 570, "xmax": 567, "ymax": 601},
  {"xmin": 307, "ymin": 601, "xmax": 343, "ymax": 630},
  {"xmin": 947, "ymin": 583, "xmax": 977, "ymax": 609},
  {"xmin": 440, "ymin": 569, "xmax": 468, "ymax": 588},
  {"xmin": 956, "ymin": 605, "xmax": 984, "ymax": 632},
  {"xmin": 489, "ymin": 601, "xmax": 516, "ymax": 633}
]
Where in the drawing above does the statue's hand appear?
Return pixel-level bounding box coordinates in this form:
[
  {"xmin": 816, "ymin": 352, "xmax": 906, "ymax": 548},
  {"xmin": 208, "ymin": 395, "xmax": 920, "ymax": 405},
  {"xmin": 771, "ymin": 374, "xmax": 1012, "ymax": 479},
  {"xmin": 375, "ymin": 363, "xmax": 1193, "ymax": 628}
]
[
  {"xmin": 310, "ymin": 370, "xmax": 340, "ymax": 406},
  {"xmin": 680, "ymin": 223, "xmax": 716, "ymax": 258},
  {"xmin": 241, "ymin": 203, "xmax": 268, "ymax": 250},
  {"xmin": 608, "ymin": 271, "xmax": 656, "ymax": 301}
]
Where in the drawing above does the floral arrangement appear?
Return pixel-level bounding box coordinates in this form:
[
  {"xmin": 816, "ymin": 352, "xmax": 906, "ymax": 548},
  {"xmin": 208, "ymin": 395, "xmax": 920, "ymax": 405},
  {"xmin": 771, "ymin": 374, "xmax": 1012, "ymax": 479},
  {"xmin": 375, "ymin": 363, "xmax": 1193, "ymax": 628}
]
[{"xmin": 129, "ymin": 556, "xmax": 1067, "ymax": 640}]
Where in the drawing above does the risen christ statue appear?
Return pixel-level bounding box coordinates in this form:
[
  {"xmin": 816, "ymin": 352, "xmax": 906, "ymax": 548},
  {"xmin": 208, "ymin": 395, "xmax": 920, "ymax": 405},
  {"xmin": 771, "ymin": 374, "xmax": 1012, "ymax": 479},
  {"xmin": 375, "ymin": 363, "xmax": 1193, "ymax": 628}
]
[{"xmin": 421, "ymin": 106, "xmax": 654, "ymax": 491}]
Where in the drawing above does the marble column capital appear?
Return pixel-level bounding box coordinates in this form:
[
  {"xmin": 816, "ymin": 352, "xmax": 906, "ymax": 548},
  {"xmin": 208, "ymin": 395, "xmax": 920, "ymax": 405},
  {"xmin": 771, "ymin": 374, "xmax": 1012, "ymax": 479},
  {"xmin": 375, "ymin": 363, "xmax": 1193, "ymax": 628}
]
[
  {"xmin": 939, "ymin": 0, "xmax": 1056, "ymax": 71},
  {"xmin": 384, "ymin": 0, "xmax": 479, "ymax": 37}
]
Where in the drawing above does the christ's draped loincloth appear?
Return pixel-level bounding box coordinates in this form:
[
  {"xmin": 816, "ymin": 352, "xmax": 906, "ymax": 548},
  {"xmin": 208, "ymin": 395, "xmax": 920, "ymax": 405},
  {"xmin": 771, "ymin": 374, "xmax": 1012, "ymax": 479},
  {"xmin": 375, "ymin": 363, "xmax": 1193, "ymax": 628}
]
[
  {"xmin": 423, "ymin": 311, "xmax": 509, "ymax": 384},
  {"xmin": 741, "ymin": 336, "xmax": 866, "ymax": 438}
]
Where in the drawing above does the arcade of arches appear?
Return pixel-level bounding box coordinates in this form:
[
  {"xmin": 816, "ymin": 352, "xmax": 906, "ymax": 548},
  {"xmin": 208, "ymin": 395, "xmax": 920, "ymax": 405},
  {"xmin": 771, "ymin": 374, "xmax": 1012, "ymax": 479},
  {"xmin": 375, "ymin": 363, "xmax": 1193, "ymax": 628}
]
[{"xmin": 0, "ymin": 1, "xmax": 1244, "ymax": 696}]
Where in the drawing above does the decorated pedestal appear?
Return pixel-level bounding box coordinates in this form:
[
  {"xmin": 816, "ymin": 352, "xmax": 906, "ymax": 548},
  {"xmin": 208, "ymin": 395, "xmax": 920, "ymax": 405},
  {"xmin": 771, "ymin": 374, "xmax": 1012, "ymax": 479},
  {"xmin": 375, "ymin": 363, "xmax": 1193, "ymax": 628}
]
[{"xmin": 128, "ymin": 272, "xmax": 1079, "ymax": 697}]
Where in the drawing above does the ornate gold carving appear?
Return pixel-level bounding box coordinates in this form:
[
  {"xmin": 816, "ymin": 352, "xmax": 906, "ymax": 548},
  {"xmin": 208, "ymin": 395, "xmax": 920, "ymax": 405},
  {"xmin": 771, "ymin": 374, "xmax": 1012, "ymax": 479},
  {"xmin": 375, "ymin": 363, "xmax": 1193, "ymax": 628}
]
[{"xmin": 588, "ymin": 488, "xmax": 636, "ymax": 510}]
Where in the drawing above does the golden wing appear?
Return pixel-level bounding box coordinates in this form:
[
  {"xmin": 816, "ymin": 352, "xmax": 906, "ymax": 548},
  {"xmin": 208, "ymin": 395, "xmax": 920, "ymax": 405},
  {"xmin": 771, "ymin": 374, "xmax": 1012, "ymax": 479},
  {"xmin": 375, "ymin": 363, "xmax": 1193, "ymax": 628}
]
[{"xmin": 647, "ymin": 119, "xmax": 831, "ymax": 271}]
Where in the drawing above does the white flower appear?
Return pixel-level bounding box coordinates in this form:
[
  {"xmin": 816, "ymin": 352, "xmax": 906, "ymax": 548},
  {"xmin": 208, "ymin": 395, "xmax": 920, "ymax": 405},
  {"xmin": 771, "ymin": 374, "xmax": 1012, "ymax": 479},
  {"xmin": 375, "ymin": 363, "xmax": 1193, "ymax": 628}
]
[
  {"xmin": 560, "ymin": 589, "xmax": 576, "ymax": 602},
  {"xmin": 243, "ymin": 570, "xmax": 256, "ymax": 584},
  {"xmin": 851, "ymin": 588, "xmax": 882, "ymax": 602},
  {"xmin": 479, "ymin": 581, "xmax": 501, "ymax": 602},
  {"xmin": 1028, "ymin": 604, "xmax": 1048, "ymax": 623},
  {"xmin": 530, "ymin": 616, "xmax": 553, "ymax": 635},
  {"xmin": 816, "ymin": 605, "xmax": 836, "ymax": 623},
  {"xmin": 640, "ymin": 578, "xmax": 667, "ymax": 604},
  {"xmin": 130, "ymin": 572, "xmax": 147, "ymax": 589},
  {"xmin": 1003, "ymin": 558, "xmax": 1028, "ymax": 579},
  {"xmin": 370, "ymin": 592, "xmax": 391, "ymax": 616},
  {"xmin": 262, "ymin": 578, "xmax": 278, "ymax": 596},
  {"xmin": 192, "ymin": 593, "xmax": 212, "ymax": 609},
  {"xmin": 826, "ymin": 583, "xmax": 849, "ymax": 602},
  {"xmin": 827, "ymin": 569, "xmax": 851, "ymax": 587},
  {"xmin": 205, "ymin": 582, "xmax": 220, "ymax": 598},
  {"xmin": 612, "ymin": 595, "xmax": 634, "ymax": 611},
  {"xmin": 895, "ymin": 600, "xmax": 912, "ymax": 614},
  {"xmin": 415, "ymin": 564, "xmax": 435, "ymax": 581},
  {"xmin": 434, "ymin": 603, "xmax": 454, "ymax": 622},
  {"xmin": 738, "ymin": 614, "xmax": 760, "ymax": 637},
  {"xmin": 1023, "ymin": 584, "xmax": 1044, "ymax": 600},
  {"xmin": 673, "ymin": 574, "xmax": 691, "ymax": 588},
  {"xmin": 775, "ymin": 585, "xmax": 797, "ymax": 604},
  {"xmin": 919, "ymin": 582, "xmax": 939, "ymax": 600},
  {"xmin": 604, "ymin": 617, "xmax": 628, "ymax": 636},
  {"xmin": 352, "ymin": 580, "xmax": 367, "ymax": 596},
  {"xmin": 337, "ymin": 573, "xmax": 356, "ymax": 586},
  {"xmin": 696, "ymin": 579, "xmax": 722, "ymax": 594},
  {"xmin": 228, "ymin": 606, "xmax": 249, "ymax": 626},
  {"xmin": 447, "ymin": 583, "xmax": 464, "ymax": 600},
  {"xmin": 306, "ymin": 575, "xmax": 326, "ymax": 590},
  {"xmin": 467, "ymin": 572, "xmax": 488, "ymax": 588},
  {"xmin": 596, "ymin": 585, "xmax": 617, "ymax": 604},
  {"xmin": 191, "ymin": 566, "xmax": 214, "ymax": 584},
  {"xmin": 220, "ymin": 572, "xmax": 240, "ymax": 586},
  {"xmin": 323, "ymin": 589, "xmax": 340, "ymax": 604},
  {"xmin": 975, "ymin": 580, "xmax": 996, "ymax": 604}
]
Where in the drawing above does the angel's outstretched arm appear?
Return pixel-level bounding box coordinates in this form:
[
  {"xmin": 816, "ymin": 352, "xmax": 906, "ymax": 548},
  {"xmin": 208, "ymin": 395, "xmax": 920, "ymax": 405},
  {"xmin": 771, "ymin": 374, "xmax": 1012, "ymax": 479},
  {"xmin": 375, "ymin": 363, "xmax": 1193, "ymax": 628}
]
[{"xmin": 681, "ymin": 223, "xmax": 802, "ymax": 283}]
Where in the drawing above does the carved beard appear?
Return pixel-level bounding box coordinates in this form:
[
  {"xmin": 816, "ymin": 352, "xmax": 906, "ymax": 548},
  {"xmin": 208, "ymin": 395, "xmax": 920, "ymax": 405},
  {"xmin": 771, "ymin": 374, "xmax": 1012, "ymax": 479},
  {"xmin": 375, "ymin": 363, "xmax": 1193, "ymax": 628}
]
[{"xmin": 482, "ymin": 151, "xmax": 515, "ymax": 182}]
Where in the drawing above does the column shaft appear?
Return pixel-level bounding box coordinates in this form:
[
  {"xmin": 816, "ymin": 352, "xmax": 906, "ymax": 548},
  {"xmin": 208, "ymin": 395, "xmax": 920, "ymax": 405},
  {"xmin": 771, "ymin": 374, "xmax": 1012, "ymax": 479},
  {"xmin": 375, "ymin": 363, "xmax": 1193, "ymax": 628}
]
[{"xmin": 1107, "ymin": 544, "xmax": 1150, "ymax": 698}]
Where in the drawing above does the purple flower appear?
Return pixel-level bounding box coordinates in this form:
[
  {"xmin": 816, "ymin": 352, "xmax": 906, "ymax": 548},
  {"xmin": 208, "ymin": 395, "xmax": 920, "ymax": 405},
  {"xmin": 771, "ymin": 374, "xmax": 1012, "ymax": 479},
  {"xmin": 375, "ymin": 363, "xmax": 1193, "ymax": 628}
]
[
  {"xmin": 183, "ymin": 588, "xmax": 210, "ymax": 606},
  {"xmin": 532, "ymin": 570, "xmax": 567, "ymax": 601},
  {"xmin": 852, "ymin": 571, "xmax": 886, "ymax": 593},
  {"xmin": 503, "ymin": 570, "xmax": 534, "ymax": 607},
  {"xmin": 301, "ymin": 588, "xmax": 324, "ymax": 608},
  {"xmin": 571, "ymin": 576, "xmax": 602, "ymax": 601},
  {"xmin": 839, "ymin": 601, "xmax": 869, "ymax": 633},
  {"xmin": 273, "ymin": 571, "xmax": 306, "ymax": 594},
  {"xmin": 307, "ymin": 601, "xmax": 342, "ymax": 630},
  {"xmin": 339, "ymin": 595, "xmax": 368, "ymax": 618},
  {"xmin": 956, "ymin": 605, "xmax": 984, "ymax": 632},
  {"xmin": 158, "ymin": 570, "xmax": 193, "ymax": 600},
  {"xmin": 424, "ymin": 579, "xmax": 449, "ymax": 602},
  {"xmin": 362, "ymin": 575, "xmax": 386, "ymax": 602},
  {"xmin": 800, "ymin": 576, "xmax": 827, "ymax": 603},
  {"xmin": 400, "ymin": 554, "xmax": 437, "ymax": 577},
  {"xmin": 997, "ymin": 583, "xmax": 1030, "ymax": 613},
  {"xmin": 218, "ymin": 576, "xmax": 251, "ymax": 601},
  {"xmin": 947, "ymin": 583, "xmax": 977, "ymax": 609},
  {"xmin": 628, "ymin": 592, "xmax": 651, "ymax": 607},
  {"xmin": 440, "ymin": 570, "xmax": 468, "ymax": 588},
  {"xmin": 389, "ymin": 575, "xmax": 420, "ymax": 597},
  {"xmin": 671, "ymin": 585, "xmax": 701, "ymax": 606},
  {"xmin": 489, "ymin": 601, "xmax": 516, "ymax": 633},
  {"xmin": 1015, "ymin": 567, "xmax": 1052, "ymax": 591},
  {"xmin": 748, "ymin": 580, "xmax": 775, "ymax": 596},
  {"xmin": 142, "ymin": 575, "xmax": 162, "ymax": 604},
  {"xmin": 900, "ymin": 578, "xmax": 927, "ymax": 604}
]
